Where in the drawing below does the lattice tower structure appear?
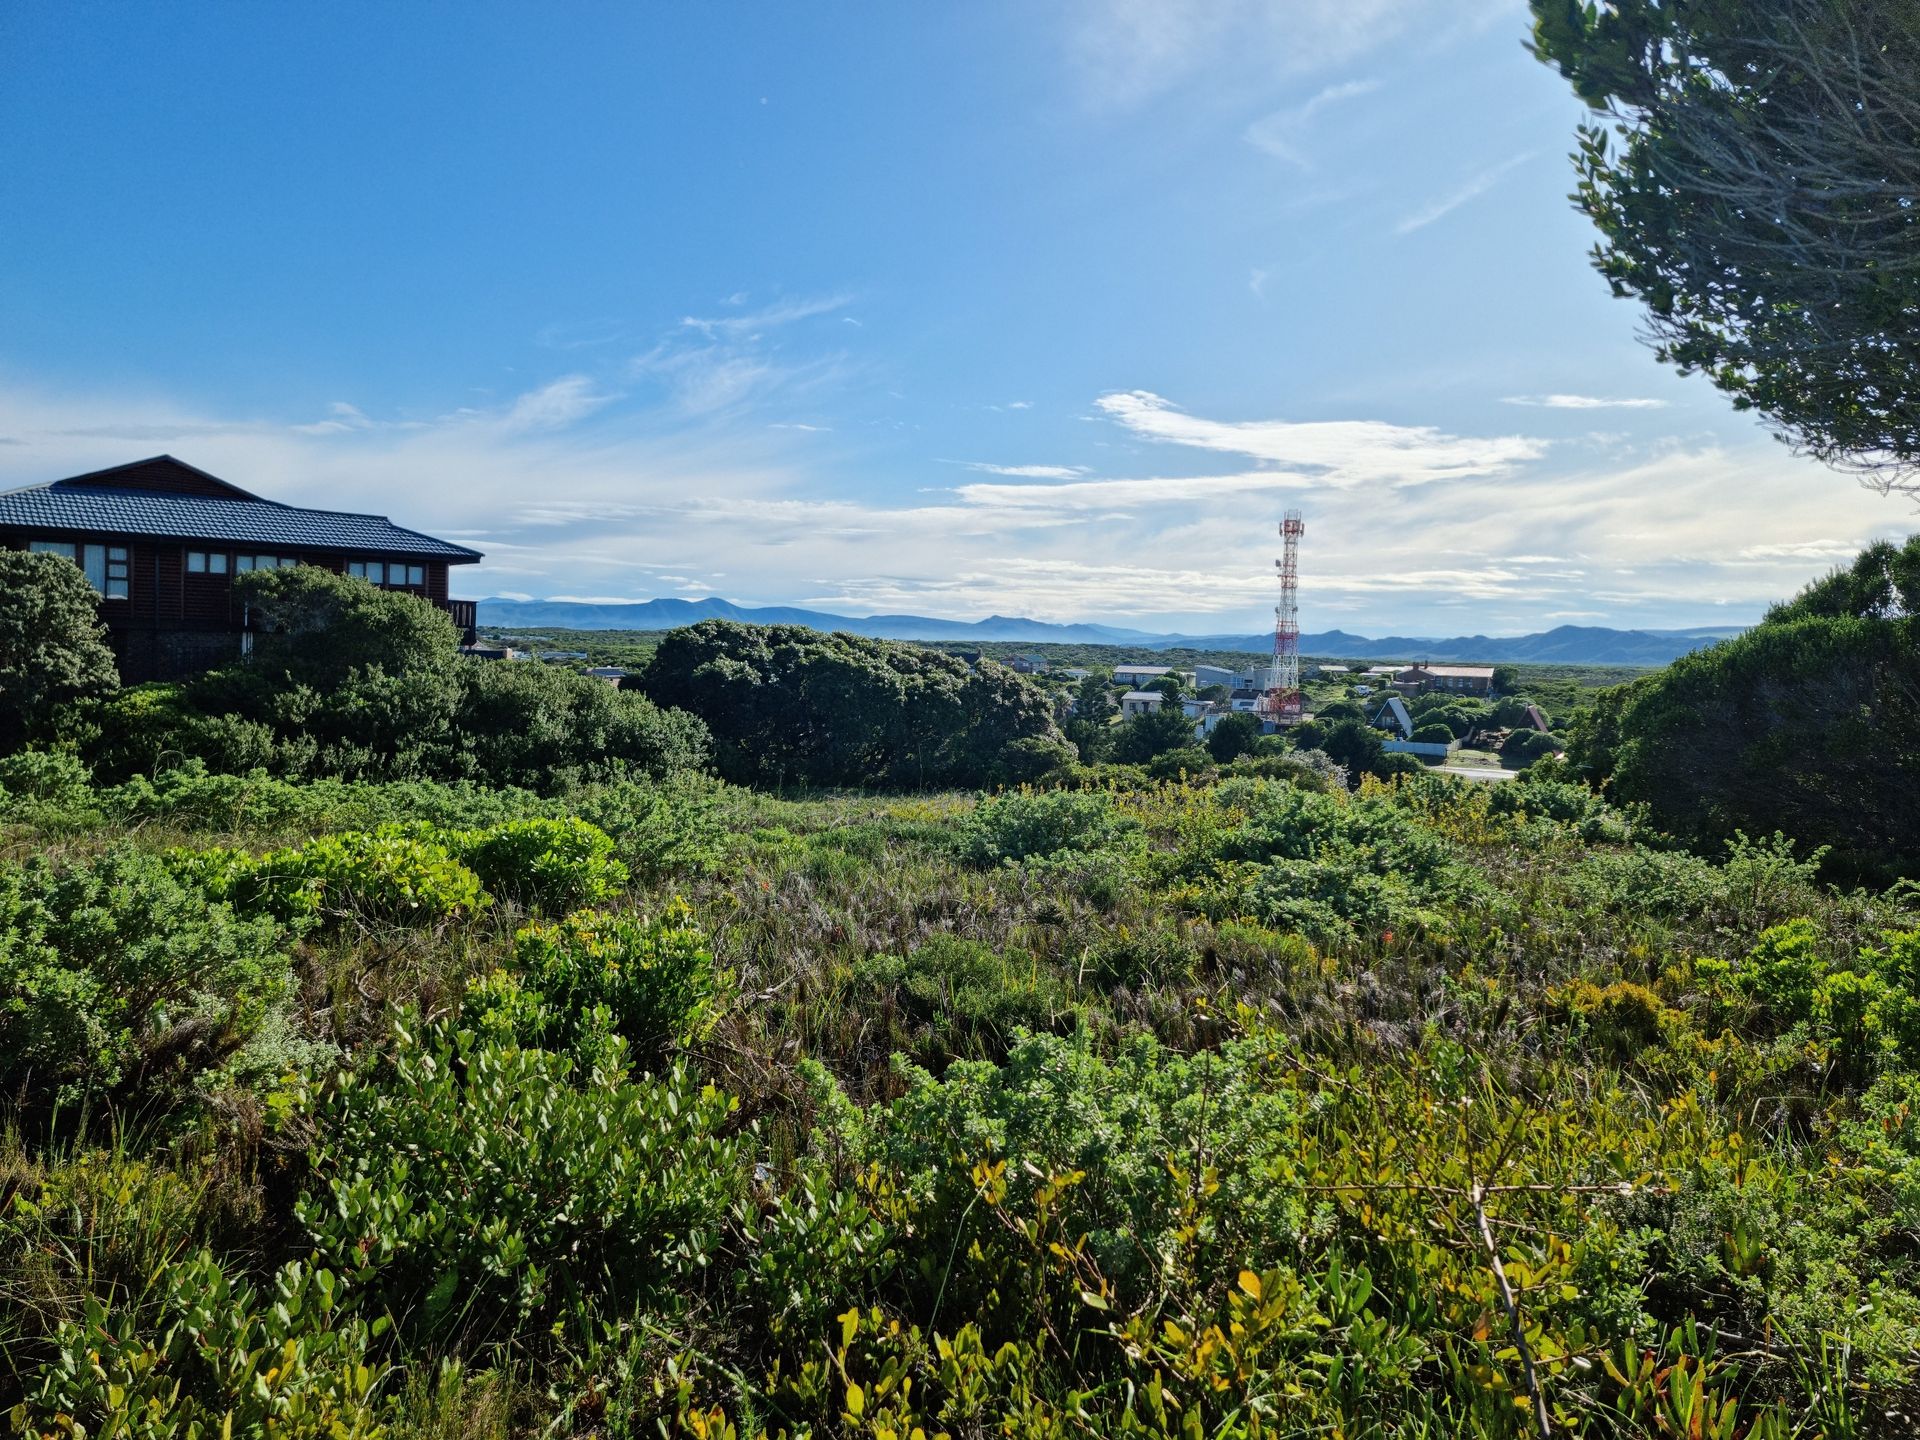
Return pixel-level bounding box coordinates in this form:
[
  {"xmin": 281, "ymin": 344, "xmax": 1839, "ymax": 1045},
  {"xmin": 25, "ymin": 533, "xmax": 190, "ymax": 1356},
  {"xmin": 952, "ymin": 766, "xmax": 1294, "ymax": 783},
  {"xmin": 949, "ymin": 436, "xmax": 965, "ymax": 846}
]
[{"xmin": 1260, "ymin": 510, "xmax": 1306, "ymax": 724}]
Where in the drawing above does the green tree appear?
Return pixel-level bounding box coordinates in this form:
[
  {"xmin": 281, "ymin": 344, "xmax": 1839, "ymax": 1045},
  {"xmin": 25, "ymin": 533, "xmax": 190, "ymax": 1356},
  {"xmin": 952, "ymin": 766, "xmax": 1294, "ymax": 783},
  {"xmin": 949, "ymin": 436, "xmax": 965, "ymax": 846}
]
[
  {"xmin": 0, "ymin": 550, "xmax": 119, "ymax": 750},
  {"xmin": 1311, "ymin": 718, "xmax": 1387, "ymax": 786},
  {"xmin": 1111, "ymin": 702, "xmax": 1197, "ymax": 765},
  {"xmin": 1206, "ymin": 711, "xmax": 1262, "ymax": 764},
  {"xmin": 1591, "ymin": 536, "xmax": 1920, "ymax": 881},
  {"xmin": 1530, "ymin": 0, "xmax": 1920, "ymax": 494}
]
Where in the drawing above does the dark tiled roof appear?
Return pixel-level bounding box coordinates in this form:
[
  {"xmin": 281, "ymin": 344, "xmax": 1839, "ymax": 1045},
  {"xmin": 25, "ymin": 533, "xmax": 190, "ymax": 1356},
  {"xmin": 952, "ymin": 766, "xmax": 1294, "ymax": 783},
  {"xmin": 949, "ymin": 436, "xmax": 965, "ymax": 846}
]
[{"xmin": 0, "ymin": 481, "xmax": 481, "ymax": 561}]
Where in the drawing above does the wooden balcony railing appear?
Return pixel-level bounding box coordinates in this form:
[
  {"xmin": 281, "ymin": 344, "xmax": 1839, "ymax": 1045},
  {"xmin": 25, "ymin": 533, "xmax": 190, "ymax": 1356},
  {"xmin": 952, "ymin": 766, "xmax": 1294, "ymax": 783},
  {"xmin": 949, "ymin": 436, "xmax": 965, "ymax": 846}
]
[{"xmin": 441, "ymin": 598, "xmax": 478, "ymax": 644}]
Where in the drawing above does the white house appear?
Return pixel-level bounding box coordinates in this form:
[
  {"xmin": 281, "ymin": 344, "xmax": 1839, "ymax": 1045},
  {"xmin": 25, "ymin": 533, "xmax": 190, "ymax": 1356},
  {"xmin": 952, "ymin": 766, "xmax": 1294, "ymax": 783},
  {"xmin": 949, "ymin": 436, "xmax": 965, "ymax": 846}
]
[
  {"xmin": 1179, "ymin": 696, "xmax": 1213, "ymax": 720},
  {"xmin": 1227, "ymin": 687, "xmax": 1264, "ymax": 713},
  {"xmin": 1121, "ymin": 690, "xmax": 1164, "ymax": 718},
  {"xmin": 1113, "ymin": 664, "xmax": 1172, "ymax": 688},
  {"xmin": 1060, "ymin": 667, "xmax": 1092, "ymax": 682}
]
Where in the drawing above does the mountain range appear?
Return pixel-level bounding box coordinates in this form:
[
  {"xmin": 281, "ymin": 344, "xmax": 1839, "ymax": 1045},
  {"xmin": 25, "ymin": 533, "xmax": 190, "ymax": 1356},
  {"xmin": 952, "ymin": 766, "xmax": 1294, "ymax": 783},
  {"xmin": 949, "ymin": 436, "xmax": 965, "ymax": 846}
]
[{"xmin": 474, "ymin": 596, "xmax": 1745, "ymax": 666}]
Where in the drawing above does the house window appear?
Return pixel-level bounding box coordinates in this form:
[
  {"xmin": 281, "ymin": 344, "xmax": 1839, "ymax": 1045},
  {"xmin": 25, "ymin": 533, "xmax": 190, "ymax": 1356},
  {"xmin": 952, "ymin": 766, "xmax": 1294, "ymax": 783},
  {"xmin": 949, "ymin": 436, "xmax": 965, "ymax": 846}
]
[
  {"xmin": 348, "ymin": 560, "xmax": 426, "ymax": 588},
  {"xmin": 190, "ymin": 550, "xmax": 232, "ymax": 575},
  {"xmin": 30, "ymin": 540, "xmax": 128, "ymax": 598}
]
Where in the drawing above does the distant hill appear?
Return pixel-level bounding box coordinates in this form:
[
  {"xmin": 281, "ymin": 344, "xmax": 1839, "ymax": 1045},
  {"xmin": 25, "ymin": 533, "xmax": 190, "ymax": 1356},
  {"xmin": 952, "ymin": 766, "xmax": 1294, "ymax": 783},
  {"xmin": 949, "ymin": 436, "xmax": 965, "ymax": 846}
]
[{"xmin": 475, "ymin": 597, "xmax": 1744, "ymax": 666}]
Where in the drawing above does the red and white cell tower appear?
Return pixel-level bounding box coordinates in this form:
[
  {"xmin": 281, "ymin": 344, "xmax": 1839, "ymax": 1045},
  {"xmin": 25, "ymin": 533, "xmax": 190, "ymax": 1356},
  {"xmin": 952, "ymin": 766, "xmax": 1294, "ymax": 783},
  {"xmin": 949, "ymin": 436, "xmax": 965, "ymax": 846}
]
[{"xmin": 1259, "ymin": 510, "xmax": 1306, "ymax": 726}]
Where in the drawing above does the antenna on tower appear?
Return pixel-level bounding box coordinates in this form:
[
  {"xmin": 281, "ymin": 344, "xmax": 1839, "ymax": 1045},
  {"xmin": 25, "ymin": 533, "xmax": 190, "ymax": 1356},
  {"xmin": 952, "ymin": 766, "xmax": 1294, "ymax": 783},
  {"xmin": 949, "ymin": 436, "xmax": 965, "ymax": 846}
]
[{"xmin": 1259, "ymin": 510, "xmax": 1305, "ymax": 727}]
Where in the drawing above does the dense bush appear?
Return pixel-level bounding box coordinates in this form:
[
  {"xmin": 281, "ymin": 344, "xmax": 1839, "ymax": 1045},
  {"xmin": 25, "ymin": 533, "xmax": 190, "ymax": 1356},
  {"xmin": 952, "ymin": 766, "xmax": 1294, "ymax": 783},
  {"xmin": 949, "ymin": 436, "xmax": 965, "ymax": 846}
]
[
  {"xmin": 58, "ymin": 571, "xmax": 710, "ymax": 793},
  {"xmin": 298, "ymin": 1014, "xmax": 743, "ymax": 1344},
  {"xmin": 454, "ymin": 815, "xmax": 628, "ymax": 913},
  {"xmin": 0, "ymin": 550, "xmax": 119, "ymax": 750},
  {"xmin": 1578, "ymin": 536, "xmax": 1920, "ymax": 882},
  {"xmin": 639, "ymin": 621, "xmax": 1061, "ymax": 790},
  {"xmin": 0, "ymin": 847, "xmax": 293, "ymax": 1108},
  {"xmin": 7, "ymin": 709, "xmax": 1920, "ymax": 1432},
  {"xmin": 509, "ymin": 901, "xmax": 723, "ymax": 1054},
  {"xmin": 953, "ymin": 788, "xmax": 1140, "ymax": 866}
]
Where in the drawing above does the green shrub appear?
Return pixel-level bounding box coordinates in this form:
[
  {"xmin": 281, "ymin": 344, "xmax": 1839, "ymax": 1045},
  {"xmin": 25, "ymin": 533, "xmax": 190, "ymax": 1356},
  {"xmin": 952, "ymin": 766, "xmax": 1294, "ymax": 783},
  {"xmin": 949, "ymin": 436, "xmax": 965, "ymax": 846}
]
[
  {"xmin": 854, "ymin": 1031, "xmax": 1307, "ymax": 1305},
  {"xmin": 511, "ymin": 901, "xmax": 722, "ymax": 1054},
  {"xmin": 456, "ymin": 816, "xmax": 628, "ymax": 913},
  {"xmin": 263, "ymin": 825, "xmax": 486, "ymax": 925},
  {"xmin": 298, "ymin": 1016, "xmax": 743, "ymax": 1342},
  {"xmin": 14, "ymin": 1252, "xmax": 388, "ymax": 1439},
  {"xmin": 0, "ymin": 848, "xmax": 293, "ymax": 1107},
  {"xmin": 954, "ymin": 788, "xmax": 1139, "ymax": 866},
  {"xmin": 1410, "ymin": 723, "xmax": 1455, "ymax": 746}
]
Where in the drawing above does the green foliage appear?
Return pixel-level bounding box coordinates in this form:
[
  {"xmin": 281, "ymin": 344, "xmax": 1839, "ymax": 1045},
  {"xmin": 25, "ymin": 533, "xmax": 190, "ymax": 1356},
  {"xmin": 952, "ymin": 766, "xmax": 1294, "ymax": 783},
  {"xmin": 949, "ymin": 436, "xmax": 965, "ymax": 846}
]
[
  {"xmin": 0, "ymin": 550, "xmax": 119, "ymax": 750},
  {"xmin": 257, "ymin": 825, "xmax": 486, "ymax": 926},
  {"xmin": 846, "ymin": 936, "xmax": 1075, "ymax": 1066},
  {"xmin": 953, "ymin": 788, "xmax": 1139, "ymax": 867},
  {"xmin": 9, "ymin": 707, "xmax": 1920, "ymax": 1432},
  {"xmin": 509, "ymin": 901, "xmax": 722, "ymax": 1054},
  {"xmin": 1529, "ymin": 0, "xmax": 1920, "ymax": 491},
  {"xmin": 1410, "ymin": 723, "xmax": 1454, "ymax": 746},
  {"xmin": 61, "ymin": 577, "xmax": 710, "ymax": 793},
  {"xmin": 454, "ymin": 816, "xmax": 627, "ymax": 913},
  {"xmin": 0, "ymin": 847, "xmax": 292, "ymax": 1108},
  {"xmin": 1205, "ymin": 711, "xmax": 1262, "ymax": 763},
  {"xmin": 297, "ymin": 1014, "xmax": 743, "ymax": 1343},
  {"xmin": 1109, "ymin": 702, "xmax": 1195, "ymax": 764},
  {"xmin": 1590, "ymin": 544, "xmax": 1920, "ymax": 881},
  {"xmin": 639, "ymin": 620, "xmax": 1061, "ymax": 790},
  {"xmin": 12, "ymin": 1252, "xmax": 388, "ymax": 1439}
]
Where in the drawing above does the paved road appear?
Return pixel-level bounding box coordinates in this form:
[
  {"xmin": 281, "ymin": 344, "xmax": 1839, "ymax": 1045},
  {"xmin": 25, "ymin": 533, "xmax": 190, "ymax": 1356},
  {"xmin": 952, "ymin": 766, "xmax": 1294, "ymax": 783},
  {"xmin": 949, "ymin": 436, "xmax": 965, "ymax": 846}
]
[{"xmin": 1433, "ymin": 765, "xmax": 1516, "ymax": 782}]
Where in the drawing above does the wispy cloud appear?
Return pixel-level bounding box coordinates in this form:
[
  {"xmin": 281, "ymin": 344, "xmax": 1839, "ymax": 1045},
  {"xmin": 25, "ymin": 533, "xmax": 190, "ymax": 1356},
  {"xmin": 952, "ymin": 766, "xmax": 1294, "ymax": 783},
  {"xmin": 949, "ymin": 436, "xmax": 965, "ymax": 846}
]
[
  {"xmin": 535, "ymin": 318, "xmax": 626, "ymax": 351},
  {"xmin": 951, "ymin": 461, "xmax": 1092, "ymax": 479},
  {"xmin": 1503, "ymin": 394, "xmax": 1669, "ymax": 411},
  {"xmin": 679, "ymin": 293, "xmax": 852, "ymax": 339},
  {"xmin": 1244, "ymin": 77, "xmax": 1380, "ymax": 166},
  {"xmin": 496, "ymin": 375, "xmax": 619, "ymax": 433},
  {"xmin": 1068, "ymin": 0, "xmax": 1419, "ymax": 109},
  {"xmin": 1395, "ymin": 151, "xmax": 1533, "ymax": 234},
  {"xmin": 1093, "ymin": 389, "xmax": 1545, "ymax": 486}
]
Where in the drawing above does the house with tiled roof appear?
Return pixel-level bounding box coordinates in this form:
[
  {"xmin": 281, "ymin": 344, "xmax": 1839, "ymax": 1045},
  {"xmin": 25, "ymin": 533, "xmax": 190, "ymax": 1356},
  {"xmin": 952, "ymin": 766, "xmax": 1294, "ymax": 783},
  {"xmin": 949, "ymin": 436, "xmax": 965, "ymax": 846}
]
[{"xmin": 0, "ymin": 456, "xmax": 482, "ymax": 680}]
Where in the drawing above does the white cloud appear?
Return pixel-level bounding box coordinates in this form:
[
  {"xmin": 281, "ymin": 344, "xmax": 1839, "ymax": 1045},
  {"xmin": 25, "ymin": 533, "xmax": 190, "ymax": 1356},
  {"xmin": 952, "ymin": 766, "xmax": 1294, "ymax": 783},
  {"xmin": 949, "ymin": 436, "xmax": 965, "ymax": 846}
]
[
  {"xmin": 0, "ymin": 378, "xmax": 1902, "ymax": 634},
  {"xmin": 952, "ymin": 461, "xmax": 1092, "ymax": 479},
  {"xmin": 1093, "ymin": 389, "xmax": 1545, "ymax": 486},
  {"xmin": 679, "ymin": 293, "xmax": 851, "ymax": 339},
  {"xmin": 496, "ymin": 375, "xmax": 618, "ymax": 434},
  {"xmin": 1503, "ymin": 394, "xmax": 1669, "ymax": 410},
  {"xmin": 1069, "ymin": 0, "xmax": 1415, "ymax": 109},
  {"xmin": 1396, "ymin": 151, "xmax": 1534, "ymax": 234},
  {"xmin": 1244, "ymin": 77, "xmax": 1380, "ymax": 166}
]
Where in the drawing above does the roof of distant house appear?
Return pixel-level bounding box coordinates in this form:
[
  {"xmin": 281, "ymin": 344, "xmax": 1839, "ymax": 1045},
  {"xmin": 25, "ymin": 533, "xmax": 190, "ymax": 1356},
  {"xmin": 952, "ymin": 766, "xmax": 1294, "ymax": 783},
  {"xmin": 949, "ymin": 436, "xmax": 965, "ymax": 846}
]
[
  {"xmin": 1114, "ymin": 663, "xmax": 1171, "ymax": 674},
  {"xmin": 0, "ymin": 456, "xmax": 482, "ymax": 561},
  {"xmin": 1401, "ymin": 663, "xmax": 1496, "ymax": 679},
  {"xmin": 1229, "ymin": 687, "xmax": 1263, "ymax": 700},
  {"xmin": 1122, "ymin": 689, "xmax": 1164, "ymax": 702}
]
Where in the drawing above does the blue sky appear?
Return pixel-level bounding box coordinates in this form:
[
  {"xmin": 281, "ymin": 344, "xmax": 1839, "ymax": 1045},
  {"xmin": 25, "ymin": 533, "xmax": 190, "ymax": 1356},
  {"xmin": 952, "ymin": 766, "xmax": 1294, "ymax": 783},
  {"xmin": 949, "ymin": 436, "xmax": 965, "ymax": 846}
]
[{"xmin": 0, "ymin": 1, "xmax": 1907, "ymax": 634}]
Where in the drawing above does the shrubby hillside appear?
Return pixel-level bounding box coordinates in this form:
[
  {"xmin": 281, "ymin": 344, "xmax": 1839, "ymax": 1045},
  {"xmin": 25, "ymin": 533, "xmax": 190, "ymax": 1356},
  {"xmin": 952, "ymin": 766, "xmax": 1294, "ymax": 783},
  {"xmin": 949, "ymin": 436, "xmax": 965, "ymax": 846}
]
[
  {"xmin": 5, "ymin": 745, "xmax": 1920, "ymax": 1434},
  {"xmin": 5, "ymin": 555, "xmax": 1920, "ymax": 1436}
]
